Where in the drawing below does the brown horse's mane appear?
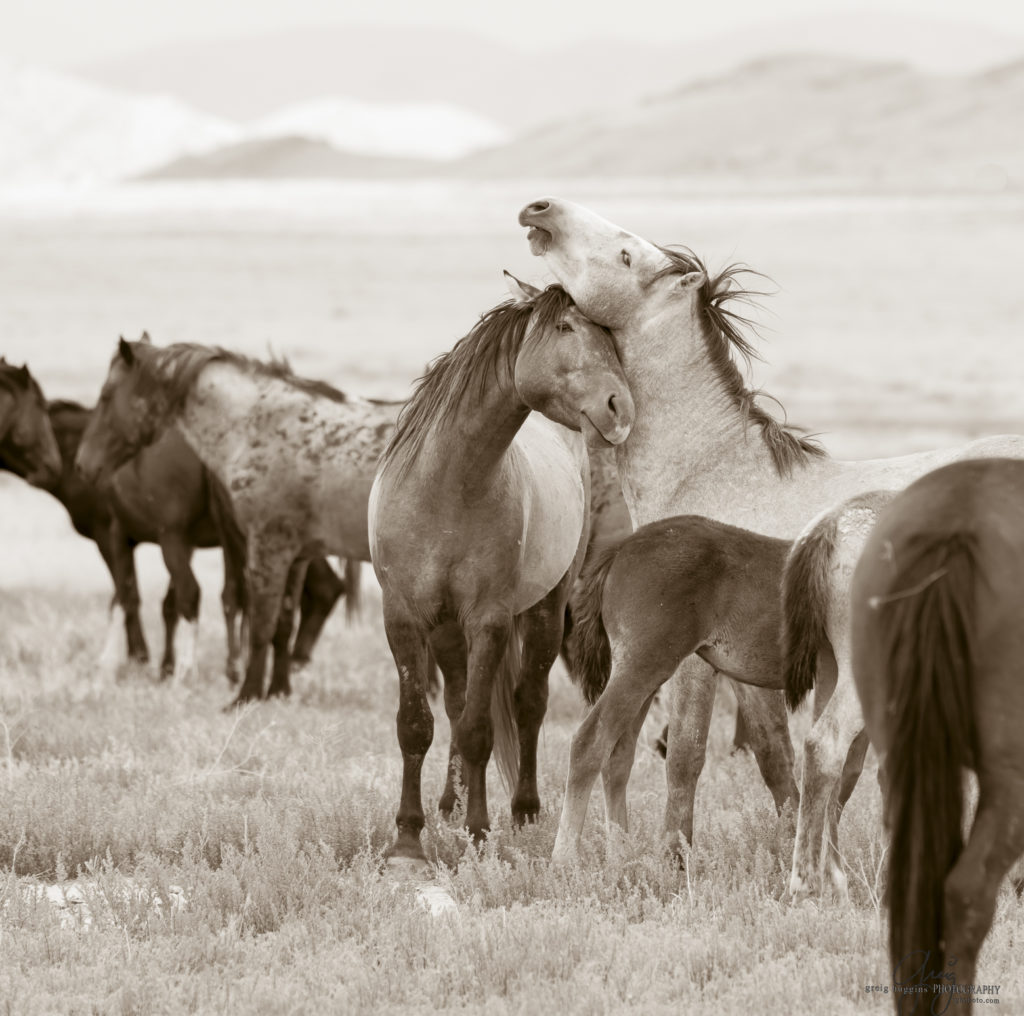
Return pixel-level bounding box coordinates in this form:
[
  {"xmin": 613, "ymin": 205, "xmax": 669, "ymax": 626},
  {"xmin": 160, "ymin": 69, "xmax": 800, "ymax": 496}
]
[
  {"xmin": 382, "ymin": 285, "xmax": 575, "ymax": 478},
  {"xmin": 0, "ymin": 362, "xmax": 45, "ymax": 403},
  {"xmin": 655, "ymin": 247, "xmax": 825, "ymax": 476},
  {"xmin": 126, "ymin": 342, "xmax": 353, "ymax": 412}
]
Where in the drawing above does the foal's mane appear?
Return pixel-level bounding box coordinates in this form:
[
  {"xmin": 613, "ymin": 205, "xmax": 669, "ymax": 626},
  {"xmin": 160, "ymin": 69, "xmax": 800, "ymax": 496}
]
[
  {"xmin": 382, "ymin": 285, "xmax": 575, "ymax": 478},
  {"xmin": 656, "ymin": 247, "xmax": 825, "ymax": 476},
  {"xmin": 126, "ymin": 342, "xmax": 353, "ymax": 411}
]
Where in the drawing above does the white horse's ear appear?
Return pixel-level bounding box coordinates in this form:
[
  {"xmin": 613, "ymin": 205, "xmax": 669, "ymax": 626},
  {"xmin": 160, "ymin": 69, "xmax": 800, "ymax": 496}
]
[
  {"xmin": 503, "ymin": 270, "xmax": 541, "ymax": 303},
  {"xmin": 678, "ymin": 271, "xmax": 706, "ymax": 292}
]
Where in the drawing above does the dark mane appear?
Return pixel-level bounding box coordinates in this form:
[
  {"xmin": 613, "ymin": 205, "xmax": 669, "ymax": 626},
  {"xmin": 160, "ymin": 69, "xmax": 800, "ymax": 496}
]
[
  {"xmin": 0, "ymin": 363, "xmax": 45, "ymax": 402},
  {"xmin": 126, "ymin": 343, "xmax": 353, "ymax": 412},
  {"xmin": 655, "ymin": 247, "xmax": 825, "ymax": 476},
  {"xmin": 382, "ymin": 285, "xmax": 575, "ymax": 478}
]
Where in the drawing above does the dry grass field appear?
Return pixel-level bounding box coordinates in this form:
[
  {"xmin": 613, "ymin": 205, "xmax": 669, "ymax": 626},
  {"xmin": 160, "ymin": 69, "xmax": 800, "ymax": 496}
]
[{"xmin": 1, "ymin": 181, "xmax": 1023, "ymax": 1014}]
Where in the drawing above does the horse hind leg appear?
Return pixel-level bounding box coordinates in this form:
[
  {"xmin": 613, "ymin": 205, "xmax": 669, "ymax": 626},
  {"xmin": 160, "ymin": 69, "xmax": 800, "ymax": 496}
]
[
  {"xmin": 158, "ymin": 532, "xmax": 200, "ymax": 684},
  {"xmin": 160, "ymin": 581, "xmax": 179, "ymax": 679},
  {"xmin": 943, "ymin": 795, "xmax": 1024, "ymax": 995},
  {"xmin": 291, "ymin": 557, "xmax": 344, "ymax": 669},
  {"xmin": 823, "ymin": 729, "xmax": 869, "ymax": 900},
  {"xmin": 267, "ymin": 559, "xmax": 308, "ymax": 698},
  {"xmin": 601, "ymin": 690, "xmax": 658, "ymax": 832},
  {"xmin": 730, "ymin": 680, "xmax": 798, "ymax": 815}
]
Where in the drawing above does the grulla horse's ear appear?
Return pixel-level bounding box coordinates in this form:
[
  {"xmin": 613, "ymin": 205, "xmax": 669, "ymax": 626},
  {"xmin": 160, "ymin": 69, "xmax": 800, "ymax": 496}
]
[
  {"xmin": 677, "ymin": 271, "xmax": 707, "ymax": 292},
  {"xmin": 118, "ymin": 337, "xmax": 135, "ymax": 365},
  {"xmin": 503, "ymin": 270, "xmax": 541, "ymax": 304}
]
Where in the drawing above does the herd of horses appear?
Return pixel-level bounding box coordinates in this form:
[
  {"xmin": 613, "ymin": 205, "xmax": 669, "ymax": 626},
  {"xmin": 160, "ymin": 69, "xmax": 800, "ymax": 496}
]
[{"xmin": 3, "ymin": 197, "xmax": 1022, "ymax": 1012}]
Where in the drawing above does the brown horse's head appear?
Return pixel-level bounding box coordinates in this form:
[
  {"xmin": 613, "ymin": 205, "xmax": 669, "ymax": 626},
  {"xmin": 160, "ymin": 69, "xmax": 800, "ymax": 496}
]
[
  {"xmin": 76, "ymin": 334, "xmax": 167, "ymax": 483},
  {"xmin": 504, "ymin": 272, "xmax": 634, "ymax": 448},
  {"xmin": 0, "ymin": 359, "xmax": 62, "ymax": 489}
]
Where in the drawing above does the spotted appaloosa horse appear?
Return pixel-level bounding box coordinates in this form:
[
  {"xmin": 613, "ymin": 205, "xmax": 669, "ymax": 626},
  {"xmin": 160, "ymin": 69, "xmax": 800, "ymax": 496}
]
[
  {"xmin": 370, "ymin": 273, "xmax": 633, "ymax": 870},
  {"xmin": 75, "ymin": 338, "xmax": 401, "ymax": 703}
]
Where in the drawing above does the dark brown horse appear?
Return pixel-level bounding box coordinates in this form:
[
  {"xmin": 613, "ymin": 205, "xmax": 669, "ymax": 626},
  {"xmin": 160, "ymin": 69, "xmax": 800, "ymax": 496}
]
[
  {"xmin": 556, "ymin": 514, "xmax": 795, "ymax": 863},
  {"xmin": 0, "ymin": 360, "xmax": 61, "ymax": 491},
  {"xmin": 851, "ymin": 458, "xmax": 1024, "ymax": 1015}
]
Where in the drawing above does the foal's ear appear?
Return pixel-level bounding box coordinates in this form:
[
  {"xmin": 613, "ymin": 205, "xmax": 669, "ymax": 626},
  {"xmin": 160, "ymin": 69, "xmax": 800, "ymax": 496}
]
[
  {"xmin": 118, "ymin": 337, "xmax": 135, "ymax": 365},
  {"xmin": 677, "ymin": 271, "xmax": 706, "ymax": 292},
  {"xmin": 503, "ymin": 270, "xmax": 541, "ymax": 304}
]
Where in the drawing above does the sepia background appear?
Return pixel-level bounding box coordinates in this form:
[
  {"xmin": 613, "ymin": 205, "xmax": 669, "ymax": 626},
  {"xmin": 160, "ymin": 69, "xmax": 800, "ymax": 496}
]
[{"xmin": 1, "ymin": 1, "xmax": 1023, "ymax": 1011}]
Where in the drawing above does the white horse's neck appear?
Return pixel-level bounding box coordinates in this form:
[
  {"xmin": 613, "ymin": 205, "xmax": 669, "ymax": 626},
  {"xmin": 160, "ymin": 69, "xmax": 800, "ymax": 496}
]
[{"xmin": 614, "ymin": 306, "xmax": 833, "ymax": 538}]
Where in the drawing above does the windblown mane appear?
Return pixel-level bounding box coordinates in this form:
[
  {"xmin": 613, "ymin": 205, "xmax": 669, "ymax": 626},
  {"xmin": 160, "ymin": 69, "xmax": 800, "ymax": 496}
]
[
  {"xmin": 126, "ymin": 343, "xmax": 353, "ymax": 411},
  {"xmin": 655, "ymin": 247, "xmax": 825, "ymax": 476},
  {"xmin": 382, "ymin": 285, "xmax": 575, "ymax": 478}
]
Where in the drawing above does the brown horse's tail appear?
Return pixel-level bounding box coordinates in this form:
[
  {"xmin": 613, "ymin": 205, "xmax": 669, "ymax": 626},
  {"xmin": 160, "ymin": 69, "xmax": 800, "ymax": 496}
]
[
  {"xmin": 564, "ymin": 540, "xmax": 623, "ymax": 705},
  {"xmin": 343, "ymin": 558, "xmax": 363, "ymax": 622},
  {"xmin": 879, "ymin": 531, "xmax": 977, "ymax": 1007},
  {"xmin": 490, "ymin": 616, "xmax": 522, "ymax": 796},
  {"xmin": 781, "ymin": 510, "xmax": 838, "ymax": 711}
]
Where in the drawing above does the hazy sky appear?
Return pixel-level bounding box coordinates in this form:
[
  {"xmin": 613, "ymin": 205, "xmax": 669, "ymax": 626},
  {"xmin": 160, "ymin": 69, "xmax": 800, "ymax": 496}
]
[{"xmin": 5, "ymin": 0, "xmax": 1024, "ymax": 66}]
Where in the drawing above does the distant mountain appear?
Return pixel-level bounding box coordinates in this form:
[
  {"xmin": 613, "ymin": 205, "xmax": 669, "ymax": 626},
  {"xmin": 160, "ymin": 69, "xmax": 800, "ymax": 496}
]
[
  {"xmin": 0, "ymin": 61, "xmax": 238, "ymax": 184},
  {"xmin": 76, "ymin": 15, "xmax": 1024, "ymax": 129},
  {"xmin": 143, "ymin": 136, "xmax": 429, "ymax": 180},
  {"xmin": 0, "ymin": 62, "xmax": 506, "ymax": 184},
  {"xmin": 447, "ymin": 55, "xmax": 1024, "ymax": 188},
  {"xmin": 250, "ymin": 98, "xmax": 506, "ymax": 159}
]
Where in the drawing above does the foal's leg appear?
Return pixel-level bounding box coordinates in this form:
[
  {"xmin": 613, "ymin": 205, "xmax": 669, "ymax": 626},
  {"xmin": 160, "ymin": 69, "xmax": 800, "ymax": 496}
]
[
  {"xmin": 430, "ymin": 623, "xmax": 467, "ymax": 819},
  {"xmin": 267, "ymin": 558, "xmax": 308, "ymax": 697},
  {"xmin": 662, "ymin": 656, "xmax": 718, "ymax": 858},
  {"xmin": 729, "ymin": 681, "xmax": 798, "ymax": 813},
  {"xmin": 291, "ymin": 557, "xmax": 344, "ymax": 668},
  {"xmin": 789, "ymin": 658, "xmax": 867, "ymax": 899},
  {"xmin": 601, "ymin": 690, "xmax": 658, "ymax": 831},
  {"xmin": 232, "ymin": 537, "xmax": 295, "ymax": 704},
  {"xmin": 943, "ymin": 793, "xmax": 1024, "ymax": 994},
  {"xmin": 96, "ymin": 525, "xmax": 148, "ymax": 665},
  {"xmin": 220, "ymin": 536, "xmax": 247, "ymax": 685},
  {"xmin": 158, "ymin": 531, "xmax": 200, "ymax": 683},
  {"xmin": 553, "ymin": 649, "xmax": 677, "ymax": 863},
  {"xmin": 514, "ymin": 580, "xmax": 572, "ymax": 826},
  {"xmin": 160, "ymin": 581, "xmax": 179, "ymax": 678},
  {"xmin": 456, "ymin": 614, "xmax": 513, "ymax": 843},
  {"xmin": 382, "ymin": 603, "xmax": 433, "ymax": 867}
]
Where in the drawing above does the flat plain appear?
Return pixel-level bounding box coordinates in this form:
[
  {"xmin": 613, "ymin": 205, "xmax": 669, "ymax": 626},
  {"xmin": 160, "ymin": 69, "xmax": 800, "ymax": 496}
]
[{"xmin": 1, "ymin": 181, "xmax": 1023, "ymax": 1014}]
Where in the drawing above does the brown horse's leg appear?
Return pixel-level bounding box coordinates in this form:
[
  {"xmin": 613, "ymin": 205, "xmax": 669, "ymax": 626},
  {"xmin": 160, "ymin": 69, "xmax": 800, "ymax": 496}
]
[
  {"xmin": 158, "ymin": 532, "xmax": 199, "ymax": 682},
  {"xmin": 514, "ymin": 582, "xmax": 571, "ymax": 826},
  {"xmin": 160, "ymin": 581, "xmax": 179, "ymax": 678},
  {"xmin": 457, "ymin": 615, "xmax": 513, "ymax": 843},
  {"xmin": 382, "ymin": 604, "xmax": 433, "ymax": 866},
  {"xmin": 96, "ymin": 524, "xmax": 148, "ymax": 664},
  {"xmin": 292, "ymin": 557, "xmax": 344, "ymax": 668},
  {"xmin": 267, "ymin": 559, "xmax": 308, "ymax": 697},
  {"xmin": 220, "ymin": 538, "xmax": 247, "ymax": 686},
  {"xmin": 430, "ymin": 623, "xmax": 467, "ymax": 819},
  {"xmin": 730, "ymin": 682, "xmax": 798, "ymax": 812},
  {"xmin": 554, "ymin": 651, "xmax": 677, "ymax": 863},
  {"xmin": 943, "ymin": 795, "xmax": 1024, "ymax": 998},
  {"xmin": 232, "ymin": 538, "xmax": 294, "ymax": 704},
  {"xmin": 662, "ymin": 656, "xmax": 717, "ymax": 859},
  {"xmin": 601, "ymin": 690, "xmax": 658, "ymax": 830}
]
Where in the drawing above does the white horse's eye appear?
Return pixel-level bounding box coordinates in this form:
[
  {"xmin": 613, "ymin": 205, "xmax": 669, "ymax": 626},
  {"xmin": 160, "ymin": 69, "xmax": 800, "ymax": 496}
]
[{"xmin": 621, "ymin": 250, "xmax": 631, "ymax": 268}]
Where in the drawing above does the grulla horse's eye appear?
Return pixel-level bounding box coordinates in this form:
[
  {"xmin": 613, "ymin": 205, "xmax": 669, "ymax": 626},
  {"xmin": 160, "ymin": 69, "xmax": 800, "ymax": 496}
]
[
  {"xmin": 556, "ymin": 321, "xmax": 574, "ymax": 334},
  {"xmin": 621, "ymin": 250, "xmax": 632, "ymax": 268}
]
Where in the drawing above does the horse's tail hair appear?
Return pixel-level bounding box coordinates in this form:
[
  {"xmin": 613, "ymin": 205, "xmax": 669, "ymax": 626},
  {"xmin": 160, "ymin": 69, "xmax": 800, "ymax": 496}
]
[
  {"xmin": 490, "ymin": 616, "xmax": 522, "ymax": 796},
  {"xmin": 206, "ymin": 470, "xmax": 248, "ymax": 611},
  {"xmin": 781, "ymin": 510, "xmax": 838, "ymax": 711},
  {"xmin": 564, "ymin": 540, "xmax": 623, "ymax": 705},
  {"xmin": 343, "ymin": 558, "xmax": 363, "ymax": 623},
  {"xmin": 880, "ymin": 531, "xmax": 977, "ymax": 999}
]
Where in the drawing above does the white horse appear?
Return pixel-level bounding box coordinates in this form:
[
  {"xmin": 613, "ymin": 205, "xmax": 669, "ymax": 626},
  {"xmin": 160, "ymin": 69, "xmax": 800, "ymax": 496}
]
[{"xmin": 519, "ymin": 197, "xmax": 1024, "ymax": 892}]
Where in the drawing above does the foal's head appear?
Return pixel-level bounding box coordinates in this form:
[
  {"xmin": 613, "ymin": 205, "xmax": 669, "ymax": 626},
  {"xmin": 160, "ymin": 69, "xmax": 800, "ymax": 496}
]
[
  {"xmin": 0, "ymin": 359, "xmax": 62, "ymax": 489},
  {"xmin": 75, "ymin": 335, "xmax": 166, "ymax": 482},
  {"xmin": 504, "ymin": 273, "xmax": 634, "ymax": 447}
]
